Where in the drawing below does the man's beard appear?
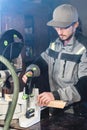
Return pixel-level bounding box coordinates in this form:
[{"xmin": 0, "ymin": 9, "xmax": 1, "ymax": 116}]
[{"xmin": 59, "ymin": 33, "xmax": 73, "ymax": 42}]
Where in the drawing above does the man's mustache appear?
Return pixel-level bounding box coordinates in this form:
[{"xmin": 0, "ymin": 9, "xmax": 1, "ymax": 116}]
[{"xmin": 59, "ymin": 35, "xmax": 66, "ymax": 37}]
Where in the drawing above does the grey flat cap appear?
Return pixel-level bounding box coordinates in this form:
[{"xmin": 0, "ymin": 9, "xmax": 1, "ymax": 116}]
[{"xmin": 47, "ymin": 4, "xmax": 78, "ymax": 28}]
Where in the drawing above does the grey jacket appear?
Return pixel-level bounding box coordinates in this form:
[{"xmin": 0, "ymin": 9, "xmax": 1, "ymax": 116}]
[{"xmin": 41, "ymin": 34, "xmax": 87, "ymax": 105}]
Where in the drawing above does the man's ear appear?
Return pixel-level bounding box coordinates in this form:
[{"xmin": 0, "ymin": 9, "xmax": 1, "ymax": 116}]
[{"xmin": 74, "ymin": 21, "xmax": 79, "ymax": 29}]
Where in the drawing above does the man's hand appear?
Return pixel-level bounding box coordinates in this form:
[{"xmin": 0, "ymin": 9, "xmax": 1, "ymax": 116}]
[
  {"xmin": 37, "ymin": 92, "xmax": 55, "ymax": 106},
  {"xmin": 22, "ymin": 71, "xmax": 33, "ymax": 83}
]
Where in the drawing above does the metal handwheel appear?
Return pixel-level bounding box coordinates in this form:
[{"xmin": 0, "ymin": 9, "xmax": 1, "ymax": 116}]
[{"xmin": 0, "ymin": 55, "xmax": 19, "ymax": 130}]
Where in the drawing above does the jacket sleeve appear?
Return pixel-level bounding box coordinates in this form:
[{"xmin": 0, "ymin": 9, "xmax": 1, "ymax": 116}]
[
  {"xmin": 33, "ymin": 55, "xmax": 48, "ymax": 75},
  {"xmin": 75, "ymin": 76, "xmax": 87, "ymax": 101},
  {"xmin": 76, "ymin": 51, "xmax": 87, "ymax": 101}
]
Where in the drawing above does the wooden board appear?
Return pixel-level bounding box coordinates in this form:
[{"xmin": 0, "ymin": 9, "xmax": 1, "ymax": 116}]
[{"xmin": 47, "ymin": 100, "xmax": 66, "ymax": 109}]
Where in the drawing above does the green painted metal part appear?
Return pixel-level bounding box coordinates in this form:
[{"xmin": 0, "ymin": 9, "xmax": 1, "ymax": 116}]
[{"xmin": 0, "ymin": 55, "xmax": 19, "ymax": 130}]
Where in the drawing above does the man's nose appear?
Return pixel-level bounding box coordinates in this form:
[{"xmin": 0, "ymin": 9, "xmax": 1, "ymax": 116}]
[{"xmin": 57, "ymin": 28, "xmax": 63, "ymax": 34}]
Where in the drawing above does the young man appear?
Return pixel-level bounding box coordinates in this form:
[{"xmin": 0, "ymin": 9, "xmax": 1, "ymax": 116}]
[{"xmin": 22, "ymin": 4, "xmax": 87, "ymax": 111}]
